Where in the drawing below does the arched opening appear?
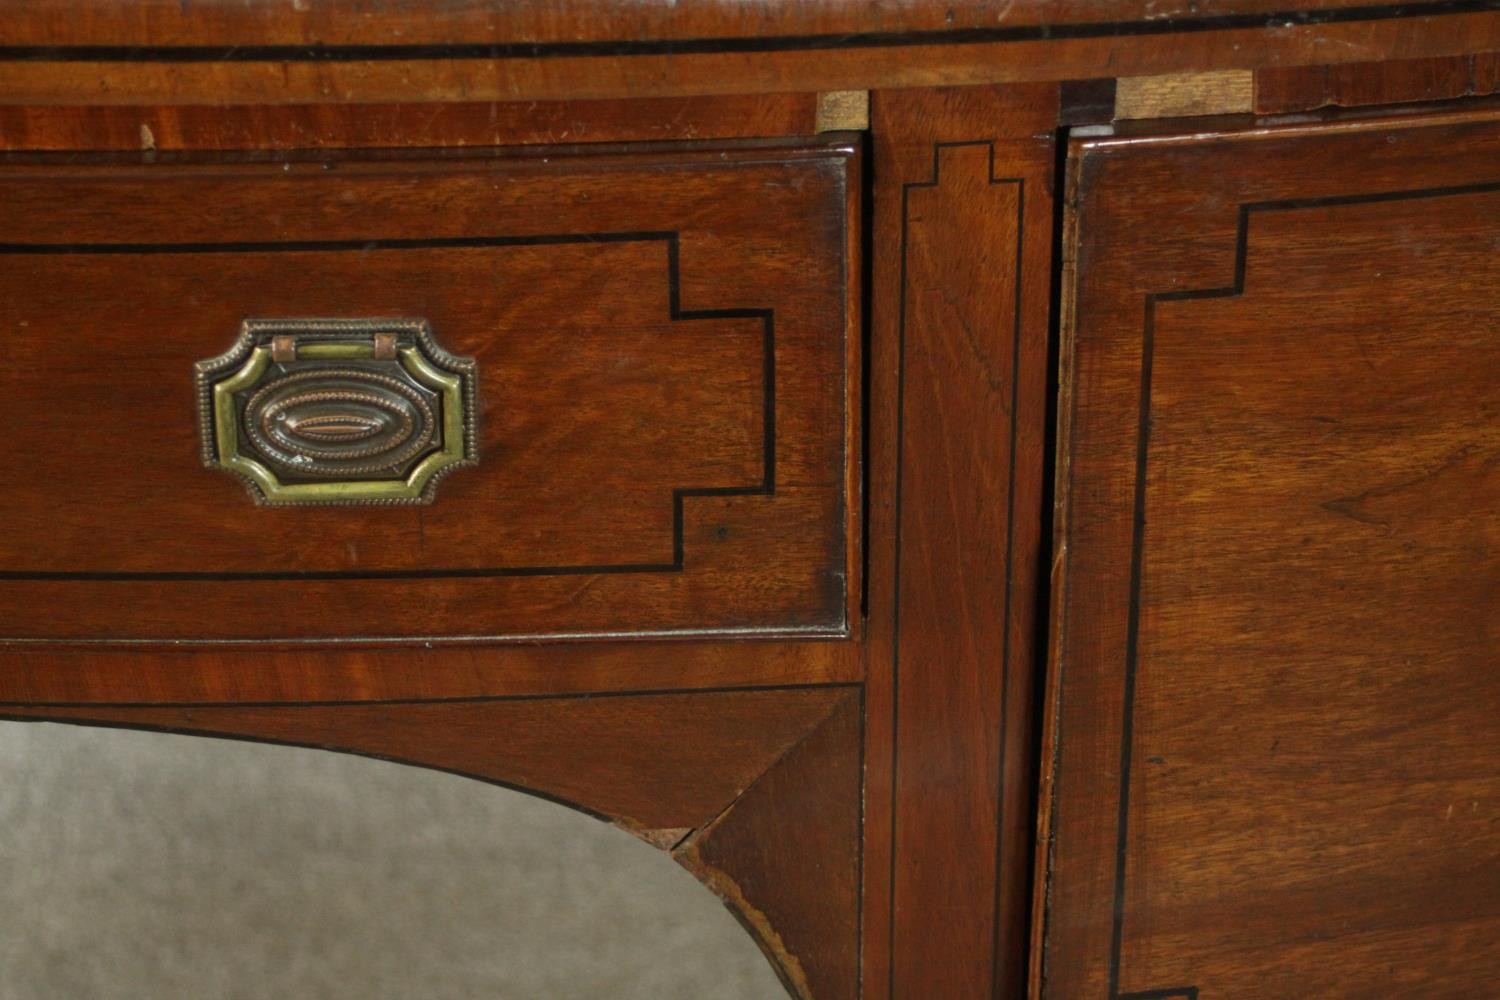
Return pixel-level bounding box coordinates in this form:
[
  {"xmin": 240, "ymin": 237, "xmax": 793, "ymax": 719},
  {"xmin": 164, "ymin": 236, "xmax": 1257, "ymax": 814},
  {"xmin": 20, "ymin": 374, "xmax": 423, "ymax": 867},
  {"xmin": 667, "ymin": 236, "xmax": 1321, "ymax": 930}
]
[{"xmin": 0, "ymin": 722, "xmax": 788, "ymax": 998}]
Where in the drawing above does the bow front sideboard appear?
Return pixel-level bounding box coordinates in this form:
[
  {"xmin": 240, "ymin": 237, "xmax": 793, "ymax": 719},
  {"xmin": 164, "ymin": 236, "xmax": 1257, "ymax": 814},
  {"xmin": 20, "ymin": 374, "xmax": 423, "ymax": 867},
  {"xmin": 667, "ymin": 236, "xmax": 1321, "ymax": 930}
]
[{"xmin": 2, "ymin": 3, "xmax": 1499, "ymax": 997}]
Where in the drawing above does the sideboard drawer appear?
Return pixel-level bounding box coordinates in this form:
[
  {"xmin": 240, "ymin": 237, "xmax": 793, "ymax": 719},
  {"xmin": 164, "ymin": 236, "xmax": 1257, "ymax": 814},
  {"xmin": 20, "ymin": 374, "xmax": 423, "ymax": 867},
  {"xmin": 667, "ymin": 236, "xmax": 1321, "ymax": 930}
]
[{"xmin": 0, "ymin": 139, "xmax": 858, "ymax": 642}]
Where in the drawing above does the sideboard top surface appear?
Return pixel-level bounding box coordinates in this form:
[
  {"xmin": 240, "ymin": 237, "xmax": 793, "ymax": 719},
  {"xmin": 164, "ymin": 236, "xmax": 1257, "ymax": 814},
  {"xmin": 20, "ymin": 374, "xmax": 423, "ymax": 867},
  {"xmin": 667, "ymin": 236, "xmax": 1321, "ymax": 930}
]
[
  {"xmin": 0, "ymin": 0, "xmax": 1477, "ymax": 47},
  {"xmin": 1, "ymin": 0, "xmax": 1495, "ymax": 105}
]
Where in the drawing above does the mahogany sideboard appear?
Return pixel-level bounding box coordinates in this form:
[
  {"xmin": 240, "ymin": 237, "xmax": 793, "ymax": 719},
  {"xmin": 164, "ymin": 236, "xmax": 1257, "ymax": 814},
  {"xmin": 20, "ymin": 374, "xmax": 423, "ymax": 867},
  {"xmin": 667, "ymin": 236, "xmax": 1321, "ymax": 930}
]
[{"xmin": 2, "ymin": 2, "xmax": 1499, "ymax": 997}]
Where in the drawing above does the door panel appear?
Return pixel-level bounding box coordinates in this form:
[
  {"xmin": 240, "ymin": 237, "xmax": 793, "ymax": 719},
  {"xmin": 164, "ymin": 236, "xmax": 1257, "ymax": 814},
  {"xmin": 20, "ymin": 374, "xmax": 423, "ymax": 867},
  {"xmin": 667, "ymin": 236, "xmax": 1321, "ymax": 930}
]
[{"xmin": 1042, "ymin": 109, "xmax": 1500, "ymax": 999}]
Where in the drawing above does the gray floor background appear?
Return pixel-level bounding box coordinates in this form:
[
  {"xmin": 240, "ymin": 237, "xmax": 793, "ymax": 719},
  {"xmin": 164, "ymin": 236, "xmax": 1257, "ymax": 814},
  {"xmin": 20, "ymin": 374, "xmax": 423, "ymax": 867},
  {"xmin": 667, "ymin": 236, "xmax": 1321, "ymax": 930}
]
[{"xmin": 0, "ymin": 722, "xmax": 785, "ymax": 999}]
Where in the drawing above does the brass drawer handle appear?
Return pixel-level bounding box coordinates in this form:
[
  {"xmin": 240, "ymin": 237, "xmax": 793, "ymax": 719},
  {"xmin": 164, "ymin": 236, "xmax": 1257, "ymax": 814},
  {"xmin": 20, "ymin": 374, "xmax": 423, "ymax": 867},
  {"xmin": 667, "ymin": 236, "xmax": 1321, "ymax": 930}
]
[{"xmin": 195, "ymin": 318, "xmax": 478, "ymax": 505}]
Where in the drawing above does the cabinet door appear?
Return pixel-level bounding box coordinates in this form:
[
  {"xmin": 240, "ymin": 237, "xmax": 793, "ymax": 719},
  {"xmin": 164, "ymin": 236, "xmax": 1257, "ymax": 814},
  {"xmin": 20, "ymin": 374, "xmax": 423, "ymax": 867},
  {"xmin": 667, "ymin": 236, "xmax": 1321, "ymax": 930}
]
[{"xmin": 1041, "ymin": 109, "xmax": 1500, "ymax": 999}]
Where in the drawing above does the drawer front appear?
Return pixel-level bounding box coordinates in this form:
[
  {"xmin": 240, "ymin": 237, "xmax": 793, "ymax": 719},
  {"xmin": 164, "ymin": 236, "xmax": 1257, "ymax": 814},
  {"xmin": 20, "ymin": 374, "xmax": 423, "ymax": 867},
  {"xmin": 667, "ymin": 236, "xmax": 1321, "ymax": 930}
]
[
  {"xmin": 0, "ymin": 140, "xmax": 857, "ymax": 641},
  {"xmin": 1044, "ymin": 110, "xmax": 1500, "ymax": 998}
]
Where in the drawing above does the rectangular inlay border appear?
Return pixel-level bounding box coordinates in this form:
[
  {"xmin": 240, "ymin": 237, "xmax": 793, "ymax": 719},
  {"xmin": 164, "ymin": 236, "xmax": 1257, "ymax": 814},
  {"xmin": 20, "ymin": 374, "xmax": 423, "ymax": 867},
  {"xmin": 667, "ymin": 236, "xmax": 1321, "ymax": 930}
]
[
  {"xmin": 889, "ymin": 139, "xmax": 1028, "ymax": 999},
  {"xmin": 0, "ymin": 230, "xmax": 782, "ymax": 583},
  {"xmin": 1105, "ymin": 178, "xmax": 1500, "ymax": 998}
]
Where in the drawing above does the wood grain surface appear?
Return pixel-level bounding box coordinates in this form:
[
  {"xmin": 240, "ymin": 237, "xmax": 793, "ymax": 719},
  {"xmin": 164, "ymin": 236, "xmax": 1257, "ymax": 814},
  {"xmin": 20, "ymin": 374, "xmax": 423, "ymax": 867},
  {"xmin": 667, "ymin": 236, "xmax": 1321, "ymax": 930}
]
[
  {"xmin": 862, "ymin": 84, "xmax": 1055, "ymax": 999},
  {"xmin": 1114, "ymin": 71, "xmax": 1255, "ymax": 119},
  {"xmin": 678, "ymin": 690, "xmax": 862, "ymax": 1000},
  {"xmin": 0, "ymin": 686, "xmax": 853, "ymax": 848},
  {"xmin": 0, "ymin": 0, "xmax": 1470, "ymax": 47},
  {"xmin": 2, "ymin": 684, "xmax": 860, "ymax": 994},
  {"xmin": 0, "ymin": 94, "xmax": 823, "ymax": 152},
  {"xmin": 4, "ymin": 3, "xmax": 1498, "ymax": 992},
  {"xmin": 1040, "ymin": 107, "xmax": 1500, "ymax": 999},
  {"xmin": 0, "ymin": 639, "xmax": 862, "ymax": 706},
  {"xmin": 0, "ymin": 10, "xmax": 1495, "ymax": 105},
  {"xmin": 0, "ymin": 139, "xmax": 857, "ymax": 642},
  {"xmin": 1255, "ymin": 52, "xmax": 1500, "ymax": 113}
]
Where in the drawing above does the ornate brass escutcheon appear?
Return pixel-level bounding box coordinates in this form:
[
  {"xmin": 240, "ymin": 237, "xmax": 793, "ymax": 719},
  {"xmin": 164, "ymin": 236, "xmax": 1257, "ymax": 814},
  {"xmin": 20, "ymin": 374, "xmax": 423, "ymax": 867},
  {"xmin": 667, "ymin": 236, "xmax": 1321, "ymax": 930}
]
[{"xmin": 195, "ymin": 318, "xmax": 477, "ymax": 505}]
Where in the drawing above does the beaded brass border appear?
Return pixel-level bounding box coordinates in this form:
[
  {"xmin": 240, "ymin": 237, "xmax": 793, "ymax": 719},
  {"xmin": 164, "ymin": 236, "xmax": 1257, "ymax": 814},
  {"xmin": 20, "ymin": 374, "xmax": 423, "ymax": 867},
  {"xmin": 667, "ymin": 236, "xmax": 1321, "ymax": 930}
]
[{"xmin": 194, "ymin": 317, "xmax": 478, "ymax": 506}]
